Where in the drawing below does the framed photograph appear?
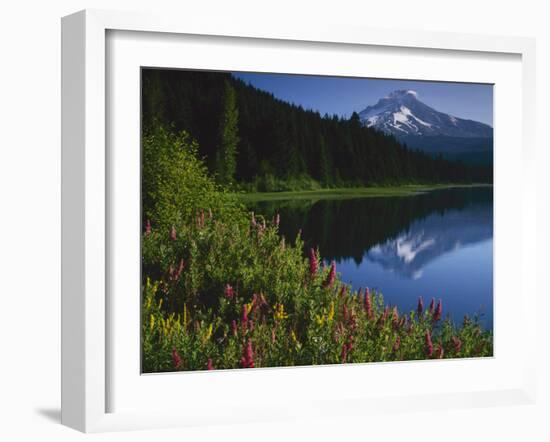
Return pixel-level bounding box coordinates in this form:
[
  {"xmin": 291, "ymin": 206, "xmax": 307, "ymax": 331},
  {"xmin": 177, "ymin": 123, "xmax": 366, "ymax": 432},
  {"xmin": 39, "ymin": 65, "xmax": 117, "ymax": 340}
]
[{"xmin": 61, "ymin": 9, "xmax": 537, "ymax": 432}]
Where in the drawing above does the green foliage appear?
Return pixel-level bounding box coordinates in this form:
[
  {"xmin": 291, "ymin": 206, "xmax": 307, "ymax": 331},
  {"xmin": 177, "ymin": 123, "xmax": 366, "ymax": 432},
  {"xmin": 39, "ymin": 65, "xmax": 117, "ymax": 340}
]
[{"xmin": 141, "ymin": 124, "xmax": 244, "ymax": 230}]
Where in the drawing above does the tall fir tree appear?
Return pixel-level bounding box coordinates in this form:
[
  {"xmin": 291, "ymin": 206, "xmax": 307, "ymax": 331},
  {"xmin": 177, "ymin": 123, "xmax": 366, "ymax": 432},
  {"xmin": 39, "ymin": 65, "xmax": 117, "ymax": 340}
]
[{"xmin": 215, "ymin": 80, "xmax": 239, "ymax": 185}]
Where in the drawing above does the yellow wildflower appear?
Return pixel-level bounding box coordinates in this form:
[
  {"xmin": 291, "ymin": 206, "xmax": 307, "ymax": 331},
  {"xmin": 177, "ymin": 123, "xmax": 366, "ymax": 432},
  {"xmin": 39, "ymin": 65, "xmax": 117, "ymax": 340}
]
[
  {"xmin": 203, "ymin": 323, "xmax": 213, "ymax": 343},
  {"xmin": 328, "ymin": 301, "xmax": 335, "ymax": 322},
  {"xmin": 273, "ymin": 303, "xmax": 288, "ymax": 321},
  {"xmin": 149, "ymin": 314, "xmax": 155, "ymax": 332}
]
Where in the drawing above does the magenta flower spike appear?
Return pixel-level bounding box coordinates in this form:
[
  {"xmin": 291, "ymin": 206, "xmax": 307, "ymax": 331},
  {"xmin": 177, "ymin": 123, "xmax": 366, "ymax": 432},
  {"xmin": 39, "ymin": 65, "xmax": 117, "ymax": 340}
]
[
  {"xmin": 428, "ymin": 298, "xmax": 435, "ymax": 315},
  {"xmin": 323, "ymin": 261, "xmax": 336, "ymax": 288},
  {"xmin": 145, "ymin": 219, "xmax": 152, "ymax": 235},
  {"xmin": 241, "ymin": 339, "xmax": 254, "ymax": 368},
  {"xmin": 417, "ymin": 296, "xmax": 424, "ymax": 317},
  {"xmin": 433, "ymin": 299, "xmax": 443, "ymax": 322},
  {"xmin": 425, "ymin": 331, "xmax": 433, "ymax": 358},
  {"xmin": 393, "ymin": 336, "xmax": 401, "ymax": 352},
  {"xmin": 172, "ymin": 348, "xmax": 182, "ymax": 369},
  {"xmin": 224, "ymin": 284, "xmax": 235, "ymax": 299},
  {"xmin": 364, "ymin": 288, "xmax": 373, "ymax": 320},
  {"xmin": 452, "ymin": 336, "xmax": 462, "ymax": 353},
  {"xmin": 169, "ymin": 225, "xmax": 177, "ymax": 241},
  {"xmin": 309, "ymin": 248, "xmax": 318, "ymax": 278}
]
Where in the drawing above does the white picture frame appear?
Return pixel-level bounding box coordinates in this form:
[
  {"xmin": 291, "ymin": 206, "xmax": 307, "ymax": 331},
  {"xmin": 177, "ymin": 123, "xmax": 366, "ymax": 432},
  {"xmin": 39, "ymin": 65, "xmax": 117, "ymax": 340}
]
[{"xmin": 61, "ymin": 9, "xmax": 537, "ymax": 433}]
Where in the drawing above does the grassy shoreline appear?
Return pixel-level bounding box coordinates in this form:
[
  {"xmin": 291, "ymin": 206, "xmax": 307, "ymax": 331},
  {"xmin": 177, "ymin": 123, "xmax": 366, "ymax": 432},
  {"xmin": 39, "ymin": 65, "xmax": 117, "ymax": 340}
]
[{"xmin": 234, "ymin": 183, "xmax": 492, "ymax": 203}]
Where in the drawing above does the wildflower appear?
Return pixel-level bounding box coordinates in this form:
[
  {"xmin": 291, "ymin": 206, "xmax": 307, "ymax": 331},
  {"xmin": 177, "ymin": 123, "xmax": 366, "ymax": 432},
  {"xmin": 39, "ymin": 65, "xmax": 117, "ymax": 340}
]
[
  {"xmin": 433, "ymin": 299, "xmax": 443, "ymax": 322},
  {"xmin": 343, "ymin": 304, "xmax": 349, "ymax": 322},
  {"xmin": 172, "ymin": 347, "xmax": 182, "ymax": 369},
  {"xmin": 169, "ymin": 258, "xmax": 185, "ymax": 281},
  {"xmin": 240, "ymin": 339, "xmax": 254, "ymax": 368},
  {"xmin": 207, "ymin": 358, "xmax": 214, "ymax": 370},
  {"xmin": 198, "ymin": 210, "xmax": 205, "ymax": 229},
  {"xmin": 169, "ymin": 225, "xmax": 177, "ymax": 241},
  {"xmin": 224, "ymin": 284, "xmax": 235, "ymax": 300},
  {"xmin": 231, "ymin": 319, "xmax": 238, "ymax": 336},
  {"xmin": 436, "ymin": 343, "xmax": 444, "ymax": 359},
  {"xmin": 309, "ymin": 248, "xmax": 318, "ymax": 278},
  {"xmin": 241, "ymin": 304, "xmax": 249, "ymax": 331},
  {"xmin": 202, "ymin": 323, "xmax": 213, "ymax": 343},
  {"xmin": 338, "ymin": 285, "xmax": 348, "ymax": 298},
  {"xmin": 274, "ymin": 213, "xmax": 280, "ymax": 227},
  {"xmin": 417, "ymin": 296, "xmax": 424, "ymax": 317},
  {"xmin": 425, "ymin": 330, "xmax": 433, "ymax": 358},
  {"xmin": 428, "ymin": 298, "xmax": 435, "ymax": 315},
  {"xmin": 145, "ymin": 219, "xmax": 152, "ymax": 235},
  {"xmin": 392, "ymin": 306, "xmax": 399, "ymax": 327},
  {"xmin": 393, "ymin": 336, "xmax": 401, "ymax": 352},
  {"xmin": 341, "ymin": 337, "xmax": 353, "ymax": 363},
  {"xmin": 452, "ymin": 336, "xmax": 462, "ymax": 354},
  {"xmin": 323, "ymin": 261, "xmax": 336, "ymax": 288},
  {"xmin": 273, "ymin": 303, "xmax": 288, "ymax": 321},
  {"xmin": 271, "ymin": 328, "xmax": 276, "ymax": 344},
  {"xmin": 149, "ymin": 314, "xmax": 155, "ymax": 332},
  {"xmin": 327, "ymin": 301, "xmax": 335, "ymax": 322},
  {"xmin": 364, "ymin": 288, "xmax": 373, "ymax": 320},
  {"xmin": 341, "ymin": 342, "xmax": 348, "ymax": 363}
]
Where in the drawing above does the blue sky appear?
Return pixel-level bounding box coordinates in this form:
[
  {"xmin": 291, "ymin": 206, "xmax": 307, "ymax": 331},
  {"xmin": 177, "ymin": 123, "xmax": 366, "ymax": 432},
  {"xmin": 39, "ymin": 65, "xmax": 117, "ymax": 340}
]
[{"xmin": 232, "ymin": 72, "xmax": 493, "ymax": 126}]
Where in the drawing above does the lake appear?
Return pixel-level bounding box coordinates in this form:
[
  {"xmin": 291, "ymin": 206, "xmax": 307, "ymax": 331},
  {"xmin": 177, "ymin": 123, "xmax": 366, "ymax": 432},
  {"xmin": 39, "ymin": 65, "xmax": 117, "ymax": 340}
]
[{"xmin": 247, "ymin": 186, "xmax": 493, "ymax": 329}]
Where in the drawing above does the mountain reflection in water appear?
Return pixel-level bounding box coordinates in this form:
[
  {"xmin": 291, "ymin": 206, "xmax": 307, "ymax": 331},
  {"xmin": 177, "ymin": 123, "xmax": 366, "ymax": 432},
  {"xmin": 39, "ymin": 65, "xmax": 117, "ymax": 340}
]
[{"xmin": 247, "ymin": 187, "xmax": 493, "ymax": 329}]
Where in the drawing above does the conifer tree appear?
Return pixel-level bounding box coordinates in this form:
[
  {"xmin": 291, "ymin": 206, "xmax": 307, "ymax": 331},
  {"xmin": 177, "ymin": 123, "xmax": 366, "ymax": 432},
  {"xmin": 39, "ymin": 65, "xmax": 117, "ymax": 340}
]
[{"xmin": 215, "ymin": 80, "xmax": 239, "ymax": 185}]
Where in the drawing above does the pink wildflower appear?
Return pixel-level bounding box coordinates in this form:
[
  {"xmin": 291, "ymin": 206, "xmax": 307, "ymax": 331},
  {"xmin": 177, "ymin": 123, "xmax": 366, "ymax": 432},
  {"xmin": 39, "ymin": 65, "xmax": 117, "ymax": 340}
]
[
  {"xmin": 172, "ymin": 348, "xmax": 182, "ymax": 369},
  {"xmin": 309, "ymin": 248, "xmax": 318, "ymax": 278},
  {"xmin": 452, "ymin": 336, "xmax": 462, "ymax": 353},
  {"xmin": 145, "ymin": 219, "xmax": 152, "ymax": 235},
  {"xmin": 169, "ymin": 225, "xmax": 177, "ymax": 241},
  {"xmin": 231, "ymin": 320, "xmax": 238, "ymax": 336},
  {"xmin": 393, "ymin": 336, "xmax": 401, "ymax": 352},
  {"xmin": 240, "ymin": 339, "xmax": 254, "ymax": 368},
  {"xmin": 436, "ymin": 343, "xmax": 444, "ymax": 359},
  {"xmin": 428, "ymin": 298, "xmax": 435, "ymax": 315},
  {"xmin": 425, "ymin": 331, "xmax": 433, "ymax": 358},
  {"xmin": 433, "ymin": 299, "xmax": 443, "ymax": 322},
  {"xmin": 174, "ymin": 258, "xmax": 185, "ymax": 280},
  {"xmin": 392, "ymin": 306, "xmax": 399, "ymax": 327},
  {"xmin": 224, "ymin": 284, "xmax": 235, "ymax": 299},
  {"xmin": 207, "ymin": 358, "xmax": 214, "ymax": 370},
  {"xmin": 364, "ymin": 288, "xmax": 373, "ymax": 320},
  {"xmin": 323, "ymin": 261, "xmax": 336, "ymax": 288},
  {"xmin": 417, "ymin": 296, "xmax": 424, "ymax": 317}
]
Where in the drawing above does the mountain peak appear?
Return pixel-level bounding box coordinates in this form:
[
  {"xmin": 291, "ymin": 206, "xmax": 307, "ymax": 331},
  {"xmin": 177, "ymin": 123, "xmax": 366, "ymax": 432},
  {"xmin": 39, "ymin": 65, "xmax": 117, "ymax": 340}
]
[
  {"xmin": 387, "ymin": 89, "xmax": 418, "ymax": 99},
  {"xmin": 358, "ymin": 90, "xmax": 492, "ymax": 138}
]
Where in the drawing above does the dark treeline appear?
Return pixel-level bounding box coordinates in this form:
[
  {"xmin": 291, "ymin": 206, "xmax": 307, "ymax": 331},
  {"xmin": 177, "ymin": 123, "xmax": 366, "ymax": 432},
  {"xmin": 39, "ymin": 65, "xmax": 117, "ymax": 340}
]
[{"xmin": 142, "ymin": 69, "xmax": 492, "ymax": 188}]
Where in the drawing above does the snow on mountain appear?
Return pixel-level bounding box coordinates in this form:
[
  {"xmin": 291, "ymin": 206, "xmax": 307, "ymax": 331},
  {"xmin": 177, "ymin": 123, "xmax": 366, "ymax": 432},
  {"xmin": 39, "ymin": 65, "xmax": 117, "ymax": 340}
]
[{"xmin": 358, "ymin": 90, "xmax": 493, "ymax": 138}]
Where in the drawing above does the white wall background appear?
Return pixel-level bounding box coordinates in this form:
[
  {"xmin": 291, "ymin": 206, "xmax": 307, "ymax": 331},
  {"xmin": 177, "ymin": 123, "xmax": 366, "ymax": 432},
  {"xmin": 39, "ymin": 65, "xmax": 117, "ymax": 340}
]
[{"xmin": 0, "ymin": 1, "xmax": 547, "ymax": 440}]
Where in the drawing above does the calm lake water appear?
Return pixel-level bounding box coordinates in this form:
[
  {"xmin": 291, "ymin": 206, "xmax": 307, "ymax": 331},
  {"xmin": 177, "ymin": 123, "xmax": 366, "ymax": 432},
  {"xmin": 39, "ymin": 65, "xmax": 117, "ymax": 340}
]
[{"xmin": 248, "ymin": 187, "xmax": 493, "ymax": 329}]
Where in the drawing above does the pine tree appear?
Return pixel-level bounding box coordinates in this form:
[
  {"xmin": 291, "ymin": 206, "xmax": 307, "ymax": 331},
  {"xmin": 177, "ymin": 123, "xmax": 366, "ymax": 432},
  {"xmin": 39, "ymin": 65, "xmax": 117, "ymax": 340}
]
[{"xmin": 215, "ymin": 80, "xmax": 239, "ymax": 185}]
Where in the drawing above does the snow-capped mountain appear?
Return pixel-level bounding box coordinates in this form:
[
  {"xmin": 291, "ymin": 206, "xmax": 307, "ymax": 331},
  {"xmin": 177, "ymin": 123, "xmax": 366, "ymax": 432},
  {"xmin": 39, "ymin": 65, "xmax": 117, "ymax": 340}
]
[{"xmin": 358, "ymin": 90, "xmax": 493, "ymax": 138}]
